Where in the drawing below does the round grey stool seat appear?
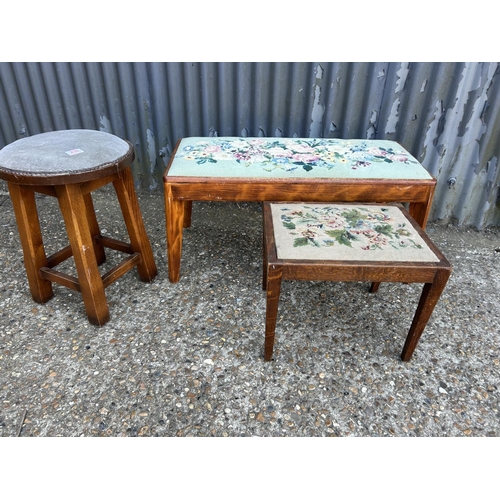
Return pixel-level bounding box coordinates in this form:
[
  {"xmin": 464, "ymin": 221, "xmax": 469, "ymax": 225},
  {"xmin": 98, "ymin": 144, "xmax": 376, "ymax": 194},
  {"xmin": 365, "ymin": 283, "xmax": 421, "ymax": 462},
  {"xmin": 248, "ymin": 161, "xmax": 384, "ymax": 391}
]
[
  {"xmin": 0, "ymin": 129, "xmax": 157, "ymax": 326},
  {"xmin": 0, "ymin": 129, "xmax": 134, "ymax": 185}
]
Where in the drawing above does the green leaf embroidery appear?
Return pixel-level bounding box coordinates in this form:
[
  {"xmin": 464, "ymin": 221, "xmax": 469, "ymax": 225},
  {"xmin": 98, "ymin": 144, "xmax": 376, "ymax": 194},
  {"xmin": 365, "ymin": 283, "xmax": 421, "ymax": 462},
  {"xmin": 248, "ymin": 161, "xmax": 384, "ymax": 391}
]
[
  {"xmin": 325, "ymin": 230, "xmax": 354, "ymax": 247},
  {"xmin": 394, "ymin": 228, "xmax": 411, "ymax": 239},
  {"xmin": 282, "ymin": 221, "xmax": 296, "ymax": 230},
  {"xmin": 294, "ymin": 237, "xmax": 309, "ymax": 247},
  {"xmin": 374, "ymin": 224, "xmax": 393, "ymax": 238},
  {"xmin": 341, "ymin": 209, "xmax": 367, "ymax": 226},
  {"xmin": 408, "ymin": 239, "xmax": 423, "ymax": 249}
]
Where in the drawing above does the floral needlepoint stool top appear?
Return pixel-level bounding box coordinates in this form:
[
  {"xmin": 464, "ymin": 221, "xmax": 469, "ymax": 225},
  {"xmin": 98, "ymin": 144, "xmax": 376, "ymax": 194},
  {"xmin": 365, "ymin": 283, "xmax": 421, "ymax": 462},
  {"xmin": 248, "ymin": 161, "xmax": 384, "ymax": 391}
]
[
  {"xmin": 270, "ymin": 203, "xmax": 440, "ymax": 263},
  {"xmin": 169, "ymin": 137, "xmax": 433, "ymax": 180}
]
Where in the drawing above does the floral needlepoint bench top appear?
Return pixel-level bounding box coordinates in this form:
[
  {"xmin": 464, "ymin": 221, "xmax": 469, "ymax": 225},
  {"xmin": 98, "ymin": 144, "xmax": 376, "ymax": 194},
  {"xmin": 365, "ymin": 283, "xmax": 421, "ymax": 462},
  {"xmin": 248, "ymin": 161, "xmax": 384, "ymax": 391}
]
[
  {"xmin": 270, "ymin": 203, "xmax": 440, "ymax": 262},
  {"xmin": 167, "ymin": 137, "xmax": 433, "ymax": 180}
]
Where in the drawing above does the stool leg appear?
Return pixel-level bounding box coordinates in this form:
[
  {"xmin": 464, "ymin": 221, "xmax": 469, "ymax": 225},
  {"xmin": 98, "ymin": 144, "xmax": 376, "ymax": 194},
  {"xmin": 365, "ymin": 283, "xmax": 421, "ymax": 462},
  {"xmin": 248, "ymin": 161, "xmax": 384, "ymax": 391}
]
[
  {"xmin": 165, "ymin": 182, "xmax": 185, "ymax": 283},
  {"xmin": 113, "ymin": 167, "xmax": 157, "ymax": 282},
  {"xmin": 83, "ymin": 192, "xmax": 106, "ymax": 266},
  {"xmin": 264, "ymin": 263, "xmax": 283, "ymax": 361},
  {"xmin": 401, "ymin": 268, "xmax": 451, "ymax": 361},
  {"xmin": 409, "ymin": 201, "xmax": 431, "ymax": 229},
  {"xmin": 55, "ymin": 183, "xmax": 110, "ymax": 326},
  {"xmin": 262, "ymin": 237, "xmax": 268, "ymax": 291},
  {"xmin": 7, "ymin": 183, "xmax": 54, "ymax": 303},
  {"xmin": 183, "ymin": 201, "xmax": 193, "ymax": 228}
]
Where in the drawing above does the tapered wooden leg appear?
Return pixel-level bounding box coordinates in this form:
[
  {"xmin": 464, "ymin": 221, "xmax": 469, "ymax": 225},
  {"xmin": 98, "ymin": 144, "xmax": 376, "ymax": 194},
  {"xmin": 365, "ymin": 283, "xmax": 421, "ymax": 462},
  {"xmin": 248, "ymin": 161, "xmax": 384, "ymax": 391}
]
[
  {"xmin": 401, "ymin": 268, "xmax": 451, "ymax": 361},
  {"xmin": 165, "ymin": 183, "xmax": 185, "ymax": 283},
  {"xmin": 83, "ymin": 192, "xmax": 106, "ymax": 266},
  {"xmin": 55, "ymin": 183, "xmax": 110, "ymax": 326},
  {"xmin": 183, "ymin": 201, "xmax": 193, "ymax": 228},
  {"xmin": 264, "ymin": 263, "xmax": 283, "ymax": 361},
  {"xmin": 262, "ymin": 217, "xmax": 268, "ymax": 292},
  {"xmin": 113, "ymin": 167, "xmax": 157, "ymax": 282},
  {"xmin": 7, "ymin": 183, "xmax": 54, "ymax": 303},
  {"xmin": 409, "ymin": 201, "xmax": 432, "ymax": 230},
  {"xmin": 262, "ymin": 243, "xmax": 268, "ymax": 291}
]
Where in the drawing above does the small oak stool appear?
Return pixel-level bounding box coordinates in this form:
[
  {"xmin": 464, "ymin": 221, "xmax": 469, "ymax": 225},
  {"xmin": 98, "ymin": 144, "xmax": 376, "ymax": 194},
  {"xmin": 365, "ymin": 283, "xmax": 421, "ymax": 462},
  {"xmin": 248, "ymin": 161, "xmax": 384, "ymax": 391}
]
[
  {"xmin": 0, "ymin": 129, "xmax": 157, "ymax": 326},
  {"xmin": 263, "ymin": 202, "xmax": 451, "ymax": 362}
]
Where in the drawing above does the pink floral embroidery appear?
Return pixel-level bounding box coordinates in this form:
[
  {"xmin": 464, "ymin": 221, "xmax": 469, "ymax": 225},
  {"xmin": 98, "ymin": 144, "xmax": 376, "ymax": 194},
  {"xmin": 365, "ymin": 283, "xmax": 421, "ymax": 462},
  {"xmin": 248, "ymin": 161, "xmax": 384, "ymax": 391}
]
[
  {"xmin": 279, "ymin": 205, "xmax": 424, "ymax": 252},
  {"xmin": 179, "ymin": 138, "xmax": 418, "ymax": 172}
]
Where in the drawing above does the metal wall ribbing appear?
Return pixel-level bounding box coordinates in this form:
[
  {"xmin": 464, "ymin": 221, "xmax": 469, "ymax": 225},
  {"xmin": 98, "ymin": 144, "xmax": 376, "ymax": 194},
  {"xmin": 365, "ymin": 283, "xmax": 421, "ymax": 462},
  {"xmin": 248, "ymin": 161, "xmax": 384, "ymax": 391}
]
[{"xmin": 1, "ymin": 62, "xmax": 498, "ymax": 227}]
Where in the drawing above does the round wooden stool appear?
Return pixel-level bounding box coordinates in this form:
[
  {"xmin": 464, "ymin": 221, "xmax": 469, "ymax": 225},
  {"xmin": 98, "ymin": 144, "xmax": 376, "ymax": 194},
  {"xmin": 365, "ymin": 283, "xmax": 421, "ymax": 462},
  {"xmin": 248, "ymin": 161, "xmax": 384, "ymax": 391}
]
[{"xmin": 0, "ymin": 129, "xmax": 157, "ymax": 326}]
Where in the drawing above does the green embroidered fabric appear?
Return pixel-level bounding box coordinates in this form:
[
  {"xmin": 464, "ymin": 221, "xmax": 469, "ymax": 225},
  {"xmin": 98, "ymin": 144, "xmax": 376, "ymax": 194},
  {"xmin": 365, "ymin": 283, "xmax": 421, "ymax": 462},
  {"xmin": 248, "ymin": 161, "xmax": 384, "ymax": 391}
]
[
  {"xmin": 168, "ymin": 137, "xmax": 433, "ymax": 180},
  {"xmin": 270, "ymin": 203, "xmax": 439, "ymax": 262}
]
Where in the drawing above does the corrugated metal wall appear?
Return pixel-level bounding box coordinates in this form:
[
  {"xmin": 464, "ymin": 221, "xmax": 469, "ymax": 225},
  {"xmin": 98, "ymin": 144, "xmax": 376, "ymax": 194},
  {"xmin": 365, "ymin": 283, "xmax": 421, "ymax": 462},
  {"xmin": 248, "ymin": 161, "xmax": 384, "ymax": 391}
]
[{"xmin": 1, "ymin": 62, "xmax": 499, "ymax": 228}]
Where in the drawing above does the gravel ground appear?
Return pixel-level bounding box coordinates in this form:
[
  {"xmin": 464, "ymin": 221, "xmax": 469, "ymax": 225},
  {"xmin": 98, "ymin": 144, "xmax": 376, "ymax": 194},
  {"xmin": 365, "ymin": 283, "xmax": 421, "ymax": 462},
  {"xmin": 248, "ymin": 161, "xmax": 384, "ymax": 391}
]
[{"xmin": 1, "ymin": 182, "xmax": 499, "ymax": 440}]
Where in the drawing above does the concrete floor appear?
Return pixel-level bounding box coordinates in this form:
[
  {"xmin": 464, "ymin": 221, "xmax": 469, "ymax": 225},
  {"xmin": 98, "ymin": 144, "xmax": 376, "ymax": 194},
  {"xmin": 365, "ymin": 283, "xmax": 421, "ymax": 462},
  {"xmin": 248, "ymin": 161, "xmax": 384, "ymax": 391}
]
[{"xmin": 1, "ymin": 183, "xmax": 499, "ymax": 438}]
